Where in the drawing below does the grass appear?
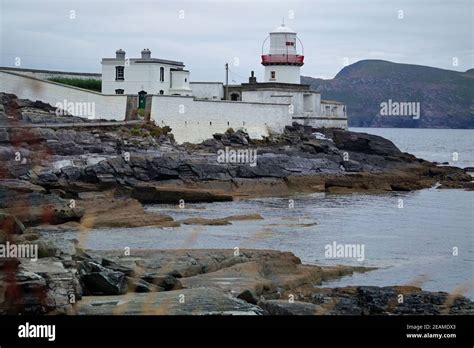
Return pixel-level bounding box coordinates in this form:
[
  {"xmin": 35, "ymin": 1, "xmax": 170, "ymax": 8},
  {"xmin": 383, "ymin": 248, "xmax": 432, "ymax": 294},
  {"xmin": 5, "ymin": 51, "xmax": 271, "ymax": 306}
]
[{"xmin": 48, "ymin": 77, "xmax": 102, "ymax": 92}]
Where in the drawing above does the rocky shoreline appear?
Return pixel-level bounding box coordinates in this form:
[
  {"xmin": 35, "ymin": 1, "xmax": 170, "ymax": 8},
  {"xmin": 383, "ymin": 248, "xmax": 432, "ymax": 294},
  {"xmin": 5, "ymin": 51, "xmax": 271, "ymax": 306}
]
[{"xmin": 1, "ymin": 92, "xmax": 473, "ymax": 315}]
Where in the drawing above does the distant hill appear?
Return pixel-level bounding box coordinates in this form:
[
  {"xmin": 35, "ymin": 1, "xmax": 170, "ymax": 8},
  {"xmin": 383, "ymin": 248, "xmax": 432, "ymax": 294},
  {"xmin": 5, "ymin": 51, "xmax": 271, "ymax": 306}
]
[{"xmin": 302, "ymin": 60, "xmax": 474, "ymax": 128}]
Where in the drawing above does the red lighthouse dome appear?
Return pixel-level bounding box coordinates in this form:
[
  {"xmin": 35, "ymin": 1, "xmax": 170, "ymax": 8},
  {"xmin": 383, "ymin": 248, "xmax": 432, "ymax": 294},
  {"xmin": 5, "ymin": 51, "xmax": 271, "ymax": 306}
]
[{"xmin": 261, "ymin": 23, "xmax": 304, "ymax": 66}]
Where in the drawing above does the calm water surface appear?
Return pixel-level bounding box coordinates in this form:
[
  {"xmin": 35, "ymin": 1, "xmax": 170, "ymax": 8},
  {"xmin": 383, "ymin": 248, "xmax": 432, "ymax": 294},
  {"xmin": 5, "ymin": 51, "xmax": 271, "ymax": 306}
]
[{"xmin": 65, "ymin": 128, "xmax": 474, "ymax": 298}]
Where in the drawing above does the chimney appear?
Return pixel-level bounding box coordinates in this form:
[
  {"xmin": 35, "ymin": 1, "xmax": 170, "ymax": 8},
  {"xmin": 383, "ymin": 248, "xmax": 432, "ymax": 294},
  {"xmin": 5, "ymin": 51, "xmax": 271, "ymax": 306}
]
[
  {"xmin": 249, "ymin": 70, "xmax": 257, "ymax": 84},
  {"xmin": 115, "ymin": 49, "xmax": 126, "ymax": 60},
  {"xmin": 141, "ymin": 48, "xmax": 151, "ymax": 59}
]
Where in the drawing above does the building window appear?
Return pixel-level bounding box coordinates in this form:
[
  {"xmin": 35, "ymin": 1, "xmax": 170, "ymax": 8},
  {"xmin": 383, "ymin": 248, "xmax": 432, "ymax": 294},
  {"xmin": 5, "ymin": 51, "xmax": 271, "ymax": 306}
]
[
  {"xmin": 325, "ymin": 105, "xmax": 330, "ymax": 115},
  {"xmin": 115, "ymin": 66, "xmax": 124, "ymax": 81},
  {"xmin": 159, "ymin": 90, "xmax": 164, "ymax": 95},
  {"xmin": 286, "ymin": 41, "xmax": 295, "ymax": 46},
  {"xmin": 185, "ymin": 78, "xmax": 187, "ymax": 83},
  {"xmin": 160, "ymin": 67, "xmax": 165, "ymax": 82},
  {"xmin": 115, "ymin": 89, "xmax": 124, "ymax": 95},
  {"xmin": 270, "ymin": 71, "xmax": 276, "ymax": 79}
]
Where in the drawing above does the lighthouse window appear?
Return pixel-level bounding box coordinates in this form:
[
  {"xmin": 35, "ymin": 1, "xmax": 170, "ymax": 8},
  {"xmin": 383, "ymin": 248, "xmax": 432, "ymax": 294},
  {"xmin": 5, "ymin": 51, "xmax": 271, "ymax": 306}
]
[
  {"xmin": 115, "ymin": 89, "xmax": 124, "ymax": 95},
  {"xmin": 270, "ymin": 71, "xmax": 276, "ymax": 79},
  {"xmin": 115, "ymin": 66, "xmax": 124, "ymax": 81},
  {"xmin": 160, "ymin": 67, "xmax": 165, "ymax": 82}
]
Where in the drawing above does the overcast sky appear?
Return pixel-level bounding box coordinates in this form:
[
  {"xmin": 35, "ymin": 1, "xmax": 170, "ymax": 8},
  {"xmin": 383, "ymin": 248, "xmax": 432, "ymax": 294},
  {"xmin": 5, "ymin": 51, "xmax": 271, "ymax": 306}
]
[{"xmin": 1, "ymin": 0, "xmax": 472, "ymax": 82}]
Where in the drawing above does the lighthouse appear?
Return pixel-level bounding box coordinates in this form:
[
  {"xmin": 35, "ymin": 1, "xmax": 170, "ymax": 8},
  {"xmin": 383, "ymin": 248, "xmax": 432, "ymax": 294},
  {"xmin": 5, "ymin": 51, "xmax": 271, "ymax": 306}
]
[{"xmin": 261, "ymin": 23, "xmax": 304, "ymax": 84}]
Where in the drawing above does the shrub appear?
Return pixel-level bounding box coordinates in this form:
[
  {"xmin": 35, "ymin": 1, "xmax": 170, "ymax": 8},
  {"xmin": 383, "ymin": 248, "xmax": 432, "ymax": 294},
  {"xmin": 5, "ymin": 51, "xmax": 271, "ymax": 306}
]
[{"xmin": 48, "ymin": 77, "xmax": 102, "ymax": 92}]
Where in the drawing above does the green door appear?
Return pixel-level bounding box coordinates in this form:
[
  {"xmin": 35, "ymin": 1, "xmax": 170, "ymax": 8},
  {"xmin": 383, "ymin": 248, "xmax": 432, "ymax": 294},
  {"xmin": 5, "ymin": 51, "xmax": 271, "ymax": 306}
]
[{"xmin": 138, "ymin": 90, "xmax": 147, "ymax": 109}]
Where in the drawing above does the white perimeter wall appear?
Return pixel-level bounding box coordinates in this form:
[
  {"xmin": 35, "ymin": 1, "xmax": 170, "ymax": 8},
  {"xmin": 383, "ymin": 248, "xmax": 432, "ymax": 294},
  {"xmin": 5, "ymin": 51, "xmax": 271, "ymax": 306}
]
[
  {"xmin": 0, "ymin": 67, "xmax": 101, "ymax": 81},
  {"xmin": 151, "ymin": 95, "xmax": 292, "ymax": 143},
  {"xmin": 0, "ymin": 71, "xmax": 127, "ymax": 120}
]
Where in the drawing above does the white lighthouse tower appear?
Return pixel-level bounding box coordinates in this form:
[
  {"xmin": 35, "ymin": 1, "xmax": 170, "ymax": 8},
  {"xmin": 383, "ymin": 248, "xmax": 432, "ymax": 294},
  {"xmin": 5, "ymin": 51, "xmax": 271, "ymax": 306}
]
[{"xmin": 261, "ymin": 23, "xmax": 304, "ymax": 84}]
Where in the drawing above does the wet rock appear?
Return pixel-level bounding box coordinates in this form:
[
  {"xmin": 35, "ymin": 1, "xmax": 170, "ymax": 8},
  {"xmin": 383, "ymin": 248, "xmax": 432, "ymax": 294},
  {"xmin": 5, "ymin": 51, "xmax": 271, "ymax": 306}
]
[
  {"xmin": 180, "ymin": 214, "xmax": 263, "ymax": 226},
  {"xmin": 180, "ymin": 217, "xmax": 231, "ymax": 226}
]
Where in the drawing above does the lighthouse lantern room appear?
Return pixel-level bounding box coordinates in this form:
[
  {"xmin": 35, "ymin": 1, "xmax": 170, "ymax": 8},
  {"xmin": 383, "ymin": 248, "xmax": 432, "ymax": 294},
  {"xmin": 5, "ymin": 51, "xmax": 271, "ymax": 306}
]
[{"xmin": 261, "ymin": 23, "xmax": 304, "ymax": 84}]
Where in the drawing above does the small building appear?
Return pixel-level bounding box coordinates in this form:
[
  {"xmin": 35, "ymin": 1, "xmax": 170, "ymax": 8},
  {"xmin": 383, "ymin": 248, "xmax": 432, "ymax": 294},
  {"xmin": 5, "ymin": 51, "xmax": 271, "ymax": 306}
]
[{"xmin": 101, "ymin": 49, "xmax": 192, "ymax": 97}]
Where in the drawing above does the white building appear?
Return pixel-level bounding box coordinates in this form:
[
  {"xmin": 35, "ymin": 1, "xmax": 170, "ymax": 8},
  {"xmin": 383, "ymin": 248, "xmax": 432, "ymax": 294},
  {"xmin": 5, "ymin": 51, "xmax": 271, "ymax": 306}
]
[
  {"xmin": 101, "ymin": 49, "xmax": 192, "ymax": 97},
  {"xmin": 1, "ymin": 22, "xmax": 348, "ymax": 143}
]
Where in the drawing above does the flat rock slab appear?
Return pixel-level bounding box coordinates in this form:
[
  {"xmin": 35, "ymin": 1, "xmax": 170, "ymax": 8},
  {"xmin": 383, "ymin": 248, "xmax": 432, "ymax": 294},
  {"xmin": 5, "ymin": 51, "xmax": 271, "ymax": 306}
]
[
  {"xmin": 180, "ymin": 260, "xmax": 322, "ymax": 298},
  {"xmin": 86, "ymin": 249, "xmax": 297, "ymax": 279},
  {"xmin": 77, "ymin": 287, "xmax": 264, "ymax": 315},
  {"xmin": 258, "ymin": 300, "xmax": 322, "ymax": 315}
]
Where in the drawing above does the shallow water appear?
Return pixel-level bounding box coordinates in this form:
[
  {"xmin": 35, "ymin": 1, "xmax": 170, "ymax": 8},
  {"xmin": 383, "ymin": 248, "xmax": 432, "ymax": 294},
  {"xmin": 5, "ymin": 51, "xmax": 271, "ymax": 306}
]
[{"xmin": 63, "ymin": 128, "xmax": 474, "ymax": 299}]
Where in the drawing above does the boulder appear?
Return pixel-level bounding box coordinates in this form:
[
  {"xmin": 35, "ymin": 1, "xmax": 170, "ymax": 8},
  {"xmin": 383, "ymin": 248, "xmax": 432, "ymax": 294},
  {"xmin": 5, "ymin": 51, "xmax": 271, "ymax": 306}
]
[{"xmin": 81, "ymin": 271, "xmax": 128, "ymax": 296}]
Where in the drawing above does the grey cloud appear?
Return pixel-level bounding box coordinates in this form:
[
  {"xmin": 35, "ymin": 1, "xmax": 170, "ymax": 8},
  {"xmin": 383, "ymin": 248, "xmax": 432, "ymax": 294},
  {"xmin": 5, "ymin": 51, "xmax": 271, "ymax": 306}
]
[{"xmin": 1, "ymin": 0, "xmax": 472, "ymax": 81}]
